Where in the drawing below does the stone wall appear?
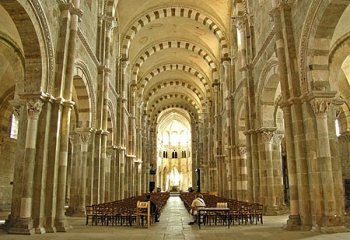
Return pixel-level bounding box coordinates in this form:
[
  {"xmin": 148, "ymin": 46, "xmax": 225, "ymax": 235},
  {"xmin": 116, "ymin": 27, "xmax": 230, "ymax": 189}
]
[{"xmin": 0, "ymin": 139, "xmax": 16, "ymax": 211}]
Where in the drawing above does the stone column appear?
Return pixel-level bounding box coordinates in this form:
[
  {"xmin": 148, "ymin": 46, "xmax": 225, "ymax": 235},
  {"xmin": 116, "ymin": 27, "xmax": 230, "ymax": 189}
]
[
  {"xmin": 110, "ymin": 146, "xmax": 116, "ymax": 201},
  {"xmin": 55, "ymin": 100, "xmax": 74, "ymax": 232},
  {"xmin": 32, "ymin": 97, "xmax": 52, "ymax": 234},
  {"xmin": 206, "ymin": 100, "xmax": 214, "ymax": 193},
  {"xmin": 100, "ymin": 130, "xmax": 109, "ymax": 203},
  {"xmin": 223, "ymin": 59, "xmax": 232, "ymax": 198},
  {"xmin": 8, "ymin": 101, "xmax": 26, "ymax": 232},
  {"xmin": 112, "ymin": 146, "xmax": 120, "ymax": 200},
  {"xmin": 105, "ymin": 146, "xmax": 112, "ymax": 203},
  {"xmin": 100, "ymin": 16, "xmax": 116, "ymax": 203},
  {"xmin": 93, "ymin": 130, "xmax": 101, "ymax": 204},
  {"xmin": 75, "ymin": 129, "xmax": 91, "ymax": 215},
  {"xmin": 141, "ymin": 122, "xmax": 149, "ymax": 193},
  {"xmin": 119, "ymin": 148, "xmax": 126, "ymax": 199},
  {"xmin": 235, "ymin": 15, "xmax": 256, "ymax": 203},
  {"xmin": 125, "ymin": 156, "xmax": 135, "ymax": 197},
  {"xmin": 270, "ymin": 2, "xmax": 302, "ymax": 229},
  {"xmin": 66, "ymin": 134, "xmax": 77, "ymax": 215},
  {"xmin": 201, "ymin": 102, "xmax": 209, "ymax": 193},
  {"xmin": 85, "ymin": 129, "xmax": 96, "ymax": 206},
  {"xmin": 238, "ymin": 146, "xmax": 247, "ymax": 201},
  {"xmin": 259, "ymin": 128, "xmax": 277, "ymax": 214},
  {"xmin": 272, "ymin": 132, "xmax": 285, "ymax": 208},
  {"xmin": 134, "ymin": 161, "xmax": 141, "ymax": 195},
  {"xmin": 55, "ymin": 0, "xmax": 82, "ymax": 231},
  {"xmin": 213, "ymin": 81, "xmax": 220, "ymax": 194},
  {"xmin": 8, "ymin": 98, "xmax": 43, "ymax": 235},
  {"xmin": 310, "ymin": 97, "xmax": 345, "ymax": 231},
  {"xmin": 43, "ymin": 99, "xmax": 63, "ymax": 233}
]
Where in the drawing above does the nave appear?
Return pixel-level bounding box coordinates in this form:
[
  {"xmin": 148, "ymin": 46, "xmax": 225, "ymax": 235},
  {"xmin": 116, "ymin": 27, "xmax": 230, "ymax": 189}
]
[{"xmin": 1, "ymin": 196, "xmax": 349, "ymax": 240}]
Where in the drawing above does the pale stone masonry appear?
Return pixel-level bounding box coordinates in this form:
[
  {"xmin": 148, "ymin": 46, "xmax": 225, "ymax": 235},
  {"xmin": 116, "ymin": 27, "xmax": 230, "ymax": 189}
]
[{"xmin": 0, "ymin": 0, "xmax": 350, "ymax": 236}]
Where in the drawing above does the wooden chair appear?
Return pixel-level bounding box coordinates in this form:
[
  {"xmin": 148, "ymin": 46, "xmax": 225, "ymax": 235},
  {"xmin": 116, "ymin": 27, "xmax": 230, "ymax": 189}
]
[
  {"xmin": 85, "ymin": 205, "xmax": 93, "ymax": 225},
  {"xmin": 136, "ymin": 201, "xmax": 150, "ymax": 228}
]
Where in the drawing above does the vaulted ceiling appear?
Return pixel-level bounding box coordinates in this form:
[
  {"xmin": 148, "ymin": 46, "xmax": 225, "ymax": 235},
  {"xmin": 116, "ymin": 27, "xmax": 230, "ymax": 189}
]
[{"xmin": 117, "ymin": 0, "xmax": 232, "ymax": 127}]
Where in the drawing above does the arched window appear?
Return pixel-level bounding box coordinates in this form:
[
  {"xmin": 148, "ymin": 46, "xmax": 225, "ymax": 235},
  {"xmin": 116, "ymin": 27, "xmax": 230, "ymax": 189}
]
[
  {"xmin": 10, "ymin": 113, "xmax": 18, "ymax": 139},
  {"xmin": 335, "ymin": 119, "xmax": 340, "ymax": 137}
]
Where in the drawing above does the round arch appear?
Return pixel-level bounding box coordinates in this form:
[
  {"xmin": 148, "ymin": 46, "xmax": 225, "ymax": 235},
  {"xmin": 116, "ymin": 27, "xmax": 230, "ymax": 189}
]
[
  {"xmin": 74, "ymin": 59, "xmax": 96, "ymax": 127},
  {"xmin": 299, "ymin": 0, "xmax": 350, "ymax": 93},
  {"xmin": 120, "ymin": 6, "xmax": 229, "ymax": 59},
  {"xmin": 132, "ymin": 40, "xmax": 219, "ymax": 82}
]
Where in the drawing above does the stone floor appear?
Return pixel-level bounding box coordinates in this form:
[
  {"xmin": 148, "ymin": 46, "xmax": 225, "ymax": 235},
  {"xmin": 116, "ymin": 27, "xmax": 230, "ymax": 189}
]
[{"xmin": 1, "ymin": 196, "xmax": 350, "ymax": 240}]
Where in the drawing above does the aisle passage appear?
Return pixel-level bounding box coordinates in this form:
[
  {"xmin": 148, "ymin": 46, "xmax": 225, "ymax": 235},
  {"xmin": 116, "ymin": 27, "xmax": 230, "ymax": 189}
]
[{"xmin": 1, "ymin": 196, "xmax": 350, "ymax": 240}]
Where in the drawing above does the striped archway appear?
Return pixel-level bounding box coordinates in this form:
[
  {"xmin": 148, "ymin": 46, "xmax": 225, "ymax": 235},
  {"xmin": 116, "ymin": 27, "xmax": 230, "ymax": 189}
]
[{"xmin": 121, "ymin": 6, "xmax": 229, "ymax": 59}]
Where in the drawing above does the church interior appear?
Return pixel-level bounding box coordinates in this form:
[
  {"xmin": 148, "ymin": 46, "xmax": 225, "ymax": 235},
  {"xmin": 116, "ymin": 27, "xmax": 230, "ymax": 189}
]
[{"xmin": 1, "ymin": 0, "xmax": 350, "ymax": 238}]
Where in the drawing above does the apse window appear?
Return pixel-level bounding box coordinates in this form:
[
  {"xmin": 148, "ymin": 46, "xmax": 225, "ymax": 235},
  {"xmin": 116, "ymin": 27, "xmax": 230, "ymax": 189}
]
[{"xmin": 10, "ymin": 114, "xmax": 19, "ymax": 139}]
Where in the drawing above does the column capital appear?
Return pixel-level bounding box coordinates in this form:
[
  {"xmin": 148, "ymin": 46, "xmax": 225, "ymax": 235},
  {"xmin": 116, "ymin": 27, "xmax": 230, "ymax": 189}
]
[
  {"xmin": 310, "ymin": 98, "xmax": 332, "ymax": 117},
  {"xmin": 243, "ymin": 129, "xmax": 256, "ymax": 136},
  {"xmin": 70, "ymin": 7, "xmax": 83, "ymax": 18},
  {"xmin": 273, "ymin": 131, "xmax": 284, "ymax": 145},
  {"xmin": 75, "ymin": 128, "xmax": 92, "ymax": 144},
  {"xmin": 62, "ymin": 99, "xmax": 75, "ymax": 108},
  {"xmin": 303, "ymin": 91, "xmax": 337, "ymax": 117},
  {"xmin": 104, "ymin": 16, "xmax": 117, "ymax": 36},
  {"xmin": 258, "ymin": 127, "xmax": 277, "ymax": 143},
  {"xmin": 232, "ymin": 15, "xmax": 247, "ymax": 31},
  {"xmin": 59, "ymin": 2, "xmax": 83, "ymax": 18},
  {"xmin": 26, "ymin": 98, "xmax": 44, "ymax": 120},
  {"xmin": 120, "ymin": 58, "xmax": 129, "ymax": 74},
  {"xmin": 238, "ymin": 146, "xmax": 247, "ymax": 157},
  {"xmin": 101, "ymin": 130, "xmax": 110, "ymax": 136}
]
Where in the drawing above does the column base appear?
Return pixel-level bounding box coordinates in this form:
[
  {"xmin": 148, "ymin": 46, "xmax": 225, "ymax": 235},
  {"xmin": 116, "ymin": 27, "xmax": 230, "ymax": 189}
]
[
  {"xmin": 7, "ymin": 218, "xmax": 35, "ymax": 235},
  {"xmin": 45, "ymin": 226, "xmax": 56, "ymax": 233},
  {"xmin": 319, "ymin": 215, "xmax": 348, "ymax": 233},
  {"xmin": 55, "ymin": 218, "xmax": 70, "ymax": 232},
  {"xmin": 34, "ymin": 227, "xmax": 46, "ymax": 234},
  {"xmin": 45, "ymin": 217, "xmax": 56, "ymax": 233},
  {"xmin": 284, "ymin": 215, "xmax": 301, "ymax": 231}
]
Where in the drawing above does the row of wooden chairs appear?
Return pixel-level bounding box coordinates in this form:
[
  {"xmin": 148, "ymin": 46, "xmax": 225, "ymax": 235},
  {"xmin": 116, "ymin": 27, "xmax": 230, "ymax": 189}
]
[
  {"xmin": 180, "ymin": 192, "xmax": 263, "ymax": 226},
  {"xmin": 85, "ymin": 192, "xmax": 170, "ymax": 226}
]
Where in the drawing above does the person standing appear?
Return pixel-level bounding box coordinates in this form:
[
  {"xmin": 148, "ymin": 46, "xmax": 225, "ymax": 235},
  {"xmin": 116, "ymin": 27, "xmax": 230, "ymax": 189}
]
[{"xmin": 146, "ymin": 194, "xmax": 159, "ymax": 222}]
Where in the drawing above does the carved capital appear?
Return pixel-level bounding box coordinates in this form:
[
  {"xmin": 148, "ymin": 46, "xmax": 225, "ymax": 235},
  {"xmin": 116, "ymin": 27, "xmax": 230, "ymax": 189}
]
[
  {"xmin": 273, "ymin": 132, "xmax": 284, "ymax": 145},
  {"xmin": 233, "ymin": 16, "xmax": 247, "ymax": 31},
  {"xmin": 306, "ymin": 91, "xmax": 337, "ymax": 117},
  {"xmin": 310, "ymin": 98, "xmax": 331, "ymax": 117},
  {"xmin": 238, "ymin": 146, "xmax": 247, "ymax": 157},
  {"xmin": 331, "ymin": 98, "xmax": 345, "ymax": 118},
  {"xmin": 104, "ymin": 16, "xmax": 117, "ymax": 33},
  {"xmin": 259, "ymin": 127, "xmax": 277, "ymax": 143},
  {"xmin": 76, "ymin": 128, "xmax": 91, "ymax": 144},
  {"xmin": 27, "ymin": 98, "xmax": 44, "ymax": 120}
]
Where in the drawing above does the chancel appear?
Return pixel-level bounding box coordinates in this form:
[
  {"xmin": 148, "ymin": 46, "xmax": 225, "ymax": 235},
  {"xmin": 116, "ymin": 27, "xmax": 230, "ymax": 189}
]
[{"xmin": 1, "ymin": 0, "xmax": 350, "ymax": 239}]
